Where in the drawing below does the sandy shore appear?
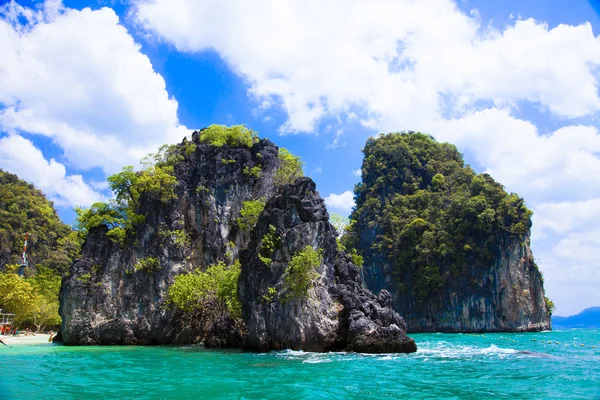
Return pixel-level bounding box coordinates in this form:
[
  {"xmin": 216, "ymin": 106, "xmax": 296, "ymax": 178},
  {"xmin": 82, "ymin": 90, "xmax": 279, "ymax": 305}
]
[{"xmin": 0, "ymin": 334, "xmax": 53, "ymax": 346}]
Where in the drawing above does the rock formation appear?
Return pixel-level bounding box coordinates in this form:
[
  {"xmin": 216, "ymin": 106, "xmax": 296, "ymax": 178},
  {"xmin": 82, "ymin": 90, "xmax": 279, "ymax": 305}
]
[
  {"xmin": 346, "ymin": 132, "xmax": 551, "ymax": 333},
  {"xmin": 362, "ymin": 231, "xmax": 550, "ymax": 332},
  {"xmin": 239, "ymin": 178, "xmax": 416, "ymax": 353},
  {"xmin": 59, "ymin": 133, "xmax": 280, "ymax": 345},
  {"xmin": 59, "ymin": 130, "xmax": 416, "ymax": 353}
]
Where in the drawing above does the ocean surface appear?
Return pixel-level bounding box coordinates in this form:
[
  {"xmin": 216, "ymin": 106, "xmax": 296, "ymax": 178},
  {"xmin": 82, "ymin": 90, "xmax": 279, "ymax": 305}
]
[{"xmin": 1, "ymin": 329, "xmax": 599, "ymax": 399}]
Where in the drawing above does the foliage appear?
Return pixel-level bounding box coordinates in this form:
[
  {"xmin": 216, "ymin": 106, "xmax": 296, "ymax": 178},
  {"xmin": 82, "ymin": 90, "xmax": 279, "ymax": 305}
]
[
  {"xmin": 274, "ymin": 148, "xmax": 304, "ymax": 187},
  {"xmin": 221, "ymin": 158, "xmax": 237, "ymax": 165},
  {"xmin": 262, "ymin": 286, "xmax": 277, "ymax": 303},
  {"xmin": 282, "ymin": 246, "xmax": 322, "ymax": 302},
  {"xmin": 349, "ymin": 248, "xmax": 364, "ymax": 267},
  {"xmin": 330, "ymin": 213, "xmax": 349, "ymax": 237},
  {"xmin": 243, "ymin": 166, "xmax": 261, "ymax": 179},
  {"xmin": 199, "ymin": 124, "xmax": 258, "ymax": 148},
  {"xmin": 184, "ymin": 141, "xmax": 197, "ymax": 156},
  {"xmin": 346, "ymin": 132, "xmax": 534, "ymax": 301},
  {"xmin": 134, "ymin": 257, "xmax": 161, "ymax": 273},
  {"xmin": 259, "ymin": 225, "xmax": 280, "ymax": 266},
  {"xmin": 0, "ymin": 268, "xmax": 38, "ymax": 326},
  {"xmin": 75, "ymin": 145, "xmax": 178, "ymax": 242},
  {"xmin": 237, "ymin": 199, "xmax": 266, "ymax": 233},
  {"xmin": 0, "ymin": 169, "xmax": 81, "ymax": 274},
  {"xmin": 77, "ymin": 273, "xmax": 92, "ymax": 284},
  {"xmin": 166, "ymin": 260, "xmax": 242, "ymax": 323},
  {"xmin": 545, "ymin": 297, "xmax": 555, "ymax": 316}
]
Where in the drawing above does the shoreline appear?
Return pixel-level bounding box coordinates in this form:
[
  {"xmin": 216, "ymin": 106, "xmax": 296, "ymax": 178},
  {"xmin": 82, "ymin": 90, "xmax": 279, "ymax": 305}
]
[{"xmin": 0, "ymin": 334, "xmax": 52, "ymax": 346}]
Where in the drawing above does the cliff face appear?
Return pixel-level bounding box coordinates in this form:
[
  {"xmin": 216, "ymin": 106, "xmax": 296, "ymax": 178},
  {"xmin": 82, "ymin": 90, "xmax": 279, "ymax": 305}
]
[
  {"xmin": 362, "ymin": 231, "xmax": 550, "ymax": 332},
  {"xmin": 59, "ymin": 133, "xmax": 280, "ymax": 345},
  {"xmin": 239, "ymin": 178, "xmax": 416, "ymax": 353},
  {"xmin": 347, "ymin": 132, "xmax": 551, "ymax": 333},
  {"xmin": 60, "ymin": 131, "xmax": 416, "ymax": 353}
]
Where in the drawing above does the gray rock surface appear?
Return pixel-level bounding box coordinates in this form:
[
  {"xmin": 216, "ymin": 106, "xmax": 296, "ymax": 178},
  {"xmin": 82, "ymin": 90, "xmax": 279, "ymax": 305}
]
[
  {"xmin": 239, "ymin": 178, "xmax": 416, "ymax": 353},
  {"xmin": 362, "ymin": 231, "xmax": 551, "ymax": 333},
  {"xmin": 59, "ymin": 134, "xmax": 280, "ymax": 345},
  {"xmin": 59, "ymin": 134, "xmax": 415, "ymax": 353}
]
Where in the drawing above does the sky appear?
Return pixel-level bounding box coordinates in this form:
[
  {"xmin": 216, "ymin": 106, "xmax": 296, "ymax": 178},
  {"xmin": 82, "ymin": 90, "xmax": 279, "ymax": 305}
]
[{"xmin": 1, "ymin": 0, "xmax": 600, "ymax": 316}]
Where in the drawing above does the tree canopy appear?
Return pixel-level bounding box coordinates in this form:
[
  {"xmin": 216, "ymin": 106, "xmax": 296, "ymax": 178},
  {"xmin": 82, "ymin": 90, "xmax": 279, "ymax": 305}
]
[
  {"xmin": 0, "ymin": 169, "xmax": 81, "ymax": 274},
  {"xmin": 345, "ymin": 132, "xmax": 534, "ymax": 300},
  {"xmin": 199, "ymin": 125, "xmax": 259, "ymax": 148}
]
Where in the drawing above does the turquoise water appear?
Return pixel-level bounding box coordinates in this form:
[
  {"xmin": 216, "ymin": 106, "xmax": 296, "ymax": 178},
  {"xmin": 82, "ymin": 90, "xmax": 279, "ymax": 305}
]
[{"xmin": 1, "ymin": 330, "xmax": 599, "ymax": 399}]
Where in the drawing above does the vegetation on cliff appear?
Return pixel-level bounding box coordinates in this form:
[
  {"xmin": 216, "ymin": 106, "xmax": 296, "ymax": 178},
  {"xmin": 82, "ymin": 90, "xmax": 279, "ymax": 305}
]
[
  {"xmin": 0, "ymin": 169, "xmax": 79, "ymax": 329},
  {"xmin": 166, "ymin": 260, "xmax": 242, "ymax": 331},
  {"xmin": 344, "ymin": 132, "xmax": 535, "ymax": 300}
]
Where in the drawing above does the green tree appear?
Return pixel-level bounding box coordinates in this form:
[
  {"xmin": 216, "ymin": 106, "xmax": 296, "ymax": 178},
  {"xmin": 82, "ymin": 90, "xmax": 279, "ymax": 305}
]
[
  {"xmin": 199, "ymin": 125, "xmax": 258, "ymax": 147},
  {"xmin": 347, "ymin": 132, "xmax": 535, "ymax": 301},
  {"xmin": 329, "ymin": 213, "xmax": 349, "ymax": 237},
  {"xmin": 0, "ymin": 267, "xmax": 38, "ymax": 326},
  {"xmin": 166, "ymin": 260, "xmax": 242, "ymax": 327},
  {"xmin": 237, "ymin": 199, "xmax": 266, "ymax": 233},
  {"xmin": 283, "ymin": 246, "xmax": 322, "ymax": 302},
  {"xmin": 274, "ymin": 148, "xmax": 304, "ymax": 187}
]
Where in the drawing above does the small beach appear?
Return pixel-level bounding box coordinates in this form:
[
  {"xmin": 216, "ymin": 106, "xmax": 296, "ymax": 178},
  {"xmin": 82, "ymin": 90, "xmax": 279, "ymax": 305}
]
[{"xmin": 1, "ymin": 334, "xmax": 52, "ymax": 346}]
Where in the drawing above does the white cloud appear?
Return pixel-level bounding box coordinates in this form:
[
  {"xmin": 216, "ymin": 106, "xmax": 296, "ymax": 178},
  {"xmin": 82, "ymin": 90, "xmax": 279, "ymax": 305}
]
[
  {"xmin": 134, "ymin": 0, "xmax": 600, "ymax": 314},
  {"xmin": 0, "ymin": 1, "xmax": 189, "ymax": 177},
  {"xmin": 0, "ymin": 134, "xmax": 106, "ymax": 207},
  {"xmin": 134, "ymin": 0, "xmax": 600, "ymax": 134},
  {"xmin": 324, "ymin": 191, "xmax": 355, "ymax": 213},
  {"xmin": 352, "ymin": 169, "xmax": 361, "ymax": 177}
]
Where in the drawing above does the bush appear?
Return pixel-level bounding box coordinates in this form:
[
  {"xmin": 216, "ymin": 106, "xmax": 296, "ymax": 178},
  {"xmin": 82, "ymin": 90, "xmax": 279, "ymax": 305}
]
[
  {"xmin": 237, "ymin": 199, "xmax": 266, "ymax": 232},
  {"xmin": 274, "ymin": 148, "xmax": 304, "ymax": 187},
  {"xmin": 200, "ymin": 125, "xmax": 258, "ymax": 148},
  {"xmin": 134, "ymin": 257, "xmax": 161, "ymax": 273},
  {"xmin": 283, "ymin": 246, "xmax": 322, "ymax": 302},
  {"xmin": 166, "ymin": 260, "xmax": 242, "ymax": 320},
  {"xmin": 243, "ymin": 166, "xmax": 261, "ymax": 179},
  {"xmin": 259, "ymin": 225, "xmax": 280, "ymax": 266}
]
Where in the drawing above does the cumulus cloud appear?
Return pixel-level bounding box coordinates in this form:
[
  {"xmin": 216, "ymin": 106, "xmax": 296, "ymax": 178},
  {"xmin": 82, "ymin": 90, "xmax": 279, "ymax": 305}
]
[
  {"xmin": 0, "ymin": 0, "xmax": 189, "ymax": 177},
  {"xmin": 0, "ymin": 134, "xmax": 106, "ymax": 207},
  {"xmin": 134, "ymin": 0, "xmax": 600, "ymax": 314},
  {"xmin": 324, "ymin": 191, "xmax": 355, "ymax": 213}
]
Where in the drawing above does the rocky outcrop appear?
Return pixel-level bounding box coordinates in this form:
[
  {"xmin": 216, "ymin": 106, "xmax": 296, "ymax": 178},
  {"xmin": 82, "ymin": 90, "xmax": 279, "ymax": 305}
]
[
  {"xmin": 239, "ymin": 178, "xmax": 416, "ymax": 353},
  {"xmin": 59, "ymin": 133, "xmax": 415, "ymax": 353},
  {"xmin": 363, "ymin": 231, "xmax": 550, "ymax": 333},
  {"xmin": 349, "ymin": 132, "xmax": 551, "ymax": 333},
  {"xmin": 59, "ymin": 133, "xmax": 280, "ymax": 345}
]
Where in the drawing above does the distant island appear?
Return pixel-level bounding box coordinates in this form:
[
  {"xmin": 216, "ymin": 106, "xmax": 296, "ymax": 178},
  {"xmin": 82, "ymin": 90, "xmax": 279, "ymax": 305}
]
[{"xmin": 552, "ymin": 307, "xmax": 600, "ymax": 329}]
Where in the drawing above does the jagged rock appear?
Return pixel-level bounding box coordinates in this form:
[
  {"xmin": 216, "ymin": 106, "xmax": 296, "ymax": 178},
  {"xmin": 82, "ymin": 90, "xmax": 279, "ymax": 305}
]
[
  {"xmin": 239, "ymin": 178, "xmax": 416, "ymax": 353},
  {"xmin": 204, "ymin": 317, "xmax": 243, "ymax": 348},
  {"xmin": 59, "ymin": 135, "xmax": 280, "ymax": 345},
  {"xmin": 60, "ymin": 132, "xmax": 416, "ymax": 353}
]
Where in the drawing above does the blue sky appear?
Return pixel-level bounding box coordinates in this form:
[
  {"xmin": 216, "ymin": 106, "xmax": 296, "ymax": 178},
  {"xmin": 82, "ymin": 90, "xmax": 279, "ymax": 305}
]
[{"xmin": 1, "ymin": 0, "xmax": 600, "ymax": 315}]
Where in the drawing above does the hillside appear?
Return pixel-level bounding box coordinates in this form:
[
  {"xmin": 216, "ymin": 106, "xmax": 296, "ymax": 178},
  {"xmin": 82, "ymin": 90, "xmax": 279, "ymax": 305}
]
[
  {"xmin": 344, "ymin": 132, "xmax": 551, "ymax": 332},
  {"xmin": 0, "ymin": 169, "xmax": 81, "ymax": 275},
  {"xmin": 553, "ymin": 307, "xmax": 600, "ymax": 329},
  {"xmin": 0, "ymin": 169, "xmax": 81, "ymax": 330}
]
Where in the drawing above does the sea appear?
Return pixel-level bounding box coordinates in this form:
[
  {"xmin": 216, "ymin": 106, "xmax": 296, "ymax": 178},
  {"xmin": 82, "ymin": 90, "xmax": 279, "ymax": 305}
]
[{"xmin": 1, "ymin": 329, "xmax": 598, "ymax": 399}]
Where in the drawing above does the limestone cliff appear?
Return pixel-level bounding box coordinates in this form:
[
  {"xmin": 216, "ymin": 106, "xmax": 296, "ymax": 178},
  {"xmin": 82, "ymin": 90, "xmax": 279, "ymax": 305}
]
[
  {"xmin": 239, "ymin": 178, "xmax": 416, "ymax": 352},
  {"xmin": 59, "ymin": 132, "xmax": 280, "ymax": 345},
  {"xmin": 346, "ymin": 132, "xmax": 551, "ymax": 333},
  {"xmin": 362, "ymin": 231, "xmax": 550, "ymax": 332},
  {"xmin": 59, "ymin": 130, "xmax": 416, "ymax": 353}
]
